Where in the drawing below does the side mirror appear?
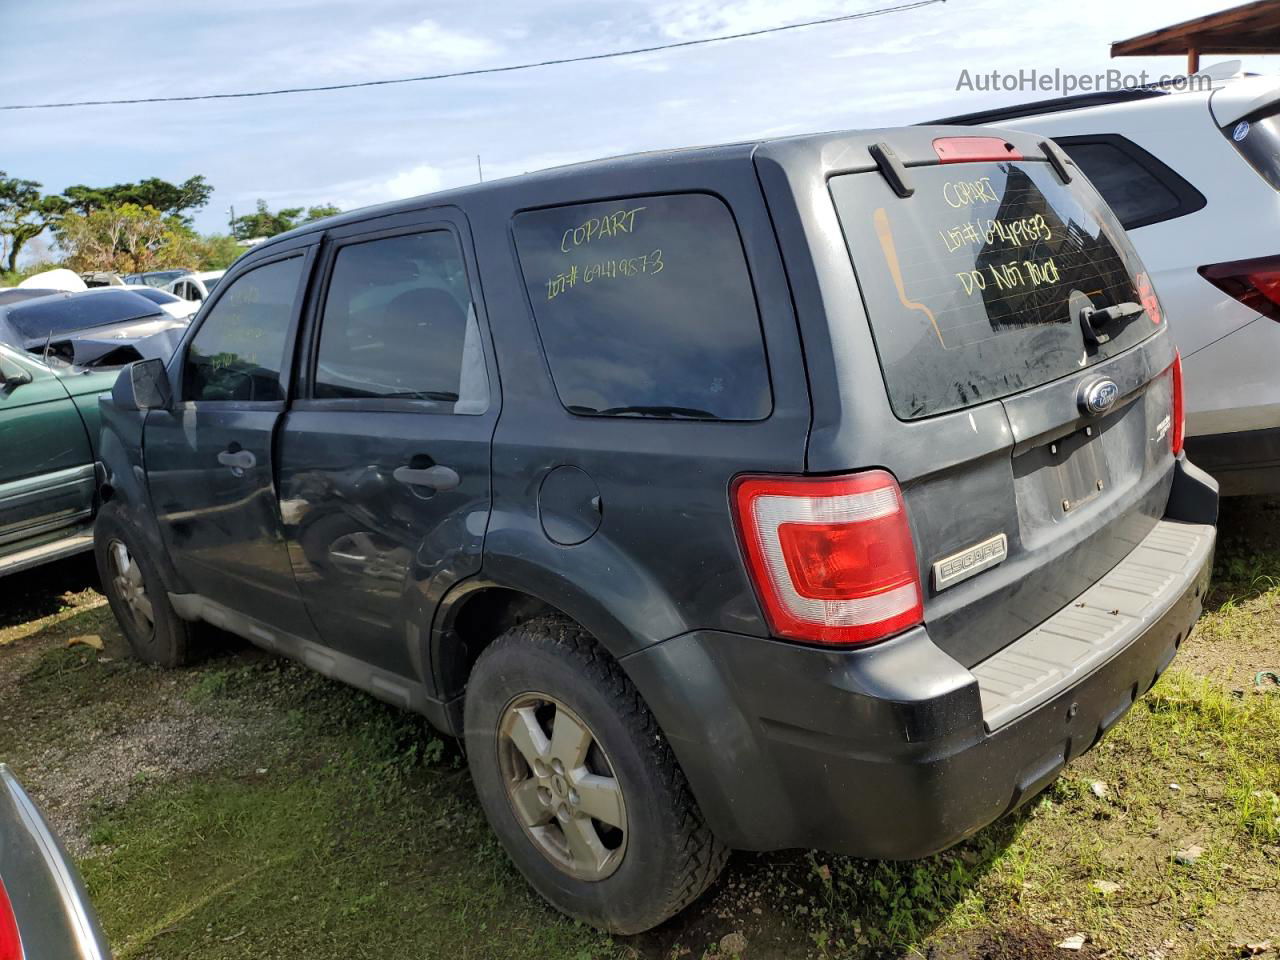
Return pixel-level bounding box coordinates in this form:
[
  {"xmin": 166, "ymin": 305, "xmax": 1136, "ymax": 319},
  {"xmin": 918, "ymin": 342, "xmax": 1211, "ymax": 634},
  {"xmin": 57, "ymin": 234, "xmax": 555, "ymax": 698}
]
[
  {"xmin": 112, "ymin": 357, "xmax": 172, "ymax": 411},
  {"xmin": 0, "ymin": 358, "xmax": 33, "ymax": 390}
]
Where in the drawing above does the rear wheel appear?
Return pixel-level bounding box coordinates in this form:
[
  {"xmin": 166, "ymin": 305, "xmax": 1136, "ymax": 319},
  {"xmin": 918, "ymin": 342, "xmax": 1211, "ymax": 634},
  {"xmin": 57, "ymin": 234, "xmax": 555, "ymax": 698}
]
[
  {"xmin": 94, "ymin": 502, "xmax": 200, "ymax": 667},
  {"xmin": 465, "ymin": 616, "xmax": 728, "ymax": 934}
]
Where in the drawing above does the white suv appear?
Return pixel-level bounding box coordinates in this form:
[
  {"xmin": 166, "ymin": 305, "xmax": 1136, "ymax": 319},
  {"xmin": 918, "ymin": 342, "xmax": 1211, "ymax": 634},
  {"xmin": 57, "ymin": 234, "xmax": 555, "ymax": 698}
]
[{"xmin": 937, "ymin": 70, "xmax": 1280, "ymax": 495}]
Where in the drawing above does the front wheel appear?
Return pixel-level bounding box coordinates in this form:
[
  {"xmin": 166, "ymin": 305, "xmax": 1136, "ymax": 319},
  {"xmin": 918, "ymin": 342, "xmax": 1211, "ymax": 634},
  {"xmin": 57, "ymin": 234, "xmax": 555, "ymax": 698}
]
[
  {"xmin": 465, "ymin": 616, "xmax": 728, "ymax": 934},
  {"xmin": 94, "ymin": 501, "xmax": 201, "ymax": 668}
]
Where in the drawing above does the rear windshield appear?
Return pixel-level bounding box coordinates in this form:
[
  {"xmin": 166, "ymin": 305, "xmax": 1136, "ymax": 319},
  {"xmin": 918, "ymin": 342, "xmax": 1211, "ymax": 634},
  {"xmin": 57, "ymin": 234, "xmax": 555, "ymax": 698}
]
[
  {"xmin": 831, "ymin": 161, "xmax": 1159, "ymax": 419},
  {"xmin": 6, "ymin": 290, "xmax": 162, "ymax": 341},
  {"xmin": 1225, "ymin": 108, "xmax": 1280, "ymax": 191}
]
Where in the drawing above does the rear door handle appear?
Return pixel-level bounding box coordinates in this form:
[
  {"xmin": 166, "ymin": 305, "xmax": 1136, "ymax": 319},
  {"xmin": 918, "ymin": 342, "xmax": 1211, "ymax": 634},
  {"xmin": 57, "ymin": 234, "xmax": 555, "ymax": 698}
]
[
  {"xmin": 393, "ymin": 464, "xmax": 460, "ymax": 491},
  {"xmin": 217, "ymin": 449, "xmax": 257, "ymax": 471}
]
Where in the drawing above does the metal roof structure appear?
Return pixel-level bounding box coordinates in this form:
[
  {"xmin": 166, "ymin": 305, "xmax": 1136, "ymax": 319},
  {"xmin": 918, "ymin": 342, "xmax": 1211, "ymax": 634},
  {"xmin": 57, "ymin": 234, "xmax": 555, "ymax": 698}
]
[{"xmin": 1112, "ymin": 0, "xmax": 1280, "ymax": 73}]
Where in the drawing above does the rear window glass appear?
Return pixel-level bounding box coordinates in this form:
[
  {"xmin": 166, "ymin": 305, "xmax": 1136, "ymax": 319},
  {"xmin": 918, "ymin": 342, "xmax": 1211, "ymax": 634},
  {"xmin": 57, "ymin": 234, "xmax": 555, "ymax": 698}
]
[
  {"xmin": 512, "ymin": 193, "xmax": 771, "ymax": 420},
  {"xmin": 830, "ymin": 161, "xmax": 1159, "ymax": 420},
  {"xmin": 1225, "ymin": 109, "xmax": 1280, "ymax": 191},
  {"xmin": 1059, "ymin": 141, "xmax": 1183, "ymax": 228},
  {"xmin": 6, "ymin": 290, "xmax": 162, "ymax": 341}
]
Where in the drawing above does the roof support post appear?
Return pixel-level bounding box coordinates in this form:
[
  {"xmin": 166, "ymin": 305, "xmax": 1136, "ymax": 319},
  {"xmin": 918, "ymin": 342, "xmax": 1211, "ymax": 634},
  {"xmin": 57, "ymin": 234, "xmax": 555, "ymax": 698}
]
[{"xmin": 1187, "ymin": 45, "xmax": 1201, "ymax": 74}]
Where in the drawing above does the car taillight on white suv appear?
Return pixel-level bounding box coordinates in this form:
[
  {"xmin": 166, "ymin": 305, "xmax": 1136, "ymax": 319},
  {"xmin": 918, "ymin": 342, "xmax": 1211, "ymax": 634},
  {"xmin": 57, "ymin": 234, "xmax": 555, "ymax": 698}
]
[
  {"xmin": 0, "ymin": 877, "xmax": 22, "ymax": 960},
  {"xmin": 1171, "ymin": 351, "xmax": 1185, "ymax": 457},
  {"xmin": 1200, "ymin": 255, "xmax": 1280, "ymax": 323},
  {"xmin": 732, "ymin": 470, "xmax": 923, "ymax": 646}
]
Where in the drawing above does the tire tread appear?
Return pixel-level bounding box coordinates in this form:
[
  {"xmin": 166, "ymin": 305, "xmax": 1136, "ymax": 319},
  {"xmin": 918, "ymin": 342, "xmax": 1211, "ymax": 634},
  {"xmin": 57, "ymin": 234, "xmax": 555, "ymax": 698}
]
[{"xmin": 476, "ymin": 615, "xmax": 729, "ymax": 930}]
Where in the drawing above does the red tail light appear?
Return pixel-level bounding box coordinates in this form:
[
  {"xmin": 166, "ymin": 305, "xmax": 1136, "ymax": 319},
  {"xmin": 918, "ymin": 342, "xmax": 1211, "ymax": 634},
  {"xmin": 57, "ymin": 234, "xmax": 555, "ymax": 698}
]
[
  {"xmin": 732, "ymin": 471, "xmax": 923, "ymax": 646},
  {"xmin": 1136, "ymin": 272, "xmax": 1163, "ymax": 325},
  {"xmin": 1199, "ymin": 255, "xmax": 1280, "ymax": 322},
  {"xmin": 1171, "ymin": 351, "xmax": 1185, "ymax": 456},
  {"xmin": 933, "ymin": 137, "xmax": 1023, "ymax": 164},
  {"xmin": 0, "ymin": 877, "xmax": 22, "ymax": 960}
]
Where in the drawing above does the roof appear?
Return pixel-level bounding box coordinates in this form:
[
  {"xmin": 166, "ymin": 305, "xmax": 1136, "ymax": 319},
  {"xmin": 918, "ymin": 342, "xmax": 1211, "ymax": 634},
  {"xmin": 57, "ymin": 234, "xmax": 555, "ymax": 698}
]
[
  {"xmin": 249, "ymin": 140, "xmax": 761, "ymax": 254},
  {"xmin": 1112, "ymin": 0, "xmax": 1280, "ymax": 58},
  {"xmin": 931, "ymin": 88, "xmax": 1170, "ymax": 126}
]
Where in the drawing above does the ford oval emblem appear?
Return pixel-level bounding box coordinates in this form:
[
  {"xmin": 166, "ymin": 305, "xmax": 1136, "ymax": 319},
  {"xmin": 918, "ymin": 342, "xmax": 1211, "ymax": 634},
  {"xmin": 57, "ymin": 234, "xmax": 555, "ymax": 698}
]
[{"xmin": 1079, "ymin": 378, "xmax": 1120, "ymax": 417}]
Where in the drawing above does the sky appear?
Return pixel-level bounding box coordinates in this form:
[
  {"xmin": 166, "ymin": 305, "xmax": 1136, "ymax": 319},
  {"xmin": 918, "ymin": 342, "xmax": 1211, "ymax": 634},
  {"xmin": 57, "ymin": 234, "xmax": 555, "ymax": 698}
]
[{"xmin": 4, "ymin": 0, "xmax": 1280, "ymax": 240}]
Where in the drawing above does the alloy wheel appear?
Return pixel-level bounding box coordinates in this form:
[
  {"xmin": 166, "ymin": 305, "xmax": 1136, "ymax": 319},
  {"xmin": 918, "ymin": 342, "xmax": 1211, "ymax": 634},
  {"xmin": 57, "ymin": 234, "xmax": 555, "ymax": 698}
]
[
  {"xmin": 497, "ymin": 693, "xmax": 628, "ymax": 881},
  {"xmin": 108, "ymin": 539, "xmax": 154, "ymax": 636}
]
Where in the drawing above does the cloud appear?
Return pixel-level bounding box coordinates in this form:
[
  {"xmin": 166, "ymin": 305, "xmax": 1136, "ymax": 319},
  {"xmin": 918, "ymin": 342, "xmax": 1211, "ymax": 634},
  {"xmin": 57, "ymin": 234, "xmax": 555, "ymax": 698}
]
[
  {"xmin": 337, "ymin": 18, "xmax": 502, "ymax": 73},
  {"xmin": 258, "ymin": 17, "xmax": 503, "ymax": 85},
  {"xmin": 653, "ymin": 0, "xmax": 852, "ymax": 40},
  {"xmin": 385, "ymin": 163, "xmax": 446, "ymax": 198}
]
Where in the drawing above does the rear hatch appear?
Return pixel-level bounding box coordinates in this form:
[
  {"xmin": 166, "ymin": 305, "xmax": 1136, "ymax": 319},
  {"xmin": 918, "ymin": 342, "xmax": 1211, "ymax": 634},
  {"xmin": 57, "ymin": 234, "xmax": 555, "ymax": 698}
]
[
  {"xmin": 1211, "ymin": 74, "xmax": 1280, "ymax": 191},
  {"xmin": 814, "ymin": 130, "xmax": 1178, "ymax": 666}
]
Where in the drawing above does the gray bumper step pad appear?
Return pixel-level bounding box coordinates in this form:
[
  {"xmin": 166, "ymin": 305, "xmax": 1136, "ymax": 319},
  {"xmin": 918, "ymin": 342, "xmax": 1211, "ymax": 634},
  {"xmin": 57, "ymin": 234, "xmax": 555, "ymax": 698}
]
[{"xmin": 974, "ymin": 519, "xmax": 1215, "ymax": 731}]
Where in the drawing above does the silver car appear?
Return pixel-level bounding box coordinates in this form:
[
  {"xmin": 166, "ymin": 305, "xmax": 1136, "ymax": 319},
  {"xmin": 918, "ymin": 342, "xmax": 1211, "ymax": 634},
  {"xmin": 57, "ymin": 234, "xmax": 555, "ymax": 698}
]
[{"xmin": 0, "ymin": 765, "xmax": 109, "ymax": 960}]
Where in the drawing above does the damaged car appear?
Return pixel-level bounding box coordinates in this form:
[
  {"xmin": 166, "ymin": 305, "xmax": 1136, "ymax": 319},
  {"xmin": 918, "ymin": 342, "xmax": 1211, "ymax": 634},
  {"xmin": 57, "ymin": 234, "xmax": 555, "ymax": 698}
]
[{"xmin": 0, "ymin": 289, "xmax": 189, "ymax": 576}]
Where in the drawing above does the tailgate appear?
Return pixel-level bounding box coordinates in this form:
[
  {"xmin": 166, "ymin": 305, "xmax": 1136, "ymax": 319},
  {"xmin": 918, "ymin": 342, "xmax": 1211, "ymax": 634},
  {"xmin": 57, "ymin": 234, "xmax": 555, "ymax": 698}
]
[{"xmin": 819, "ymin": 130, "xmax": 1178, "ymax": 666}]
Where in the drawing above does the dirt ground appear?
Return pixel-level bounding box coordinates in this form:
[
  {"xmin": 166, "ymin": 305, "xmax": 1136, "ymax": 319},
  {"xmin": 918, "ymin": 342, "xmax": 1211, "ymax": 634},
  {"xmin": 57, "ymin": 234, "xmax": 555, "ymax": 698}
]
[{"xmin": 1, "ymin": 497, "xmax": 1277, "ymax": 960}]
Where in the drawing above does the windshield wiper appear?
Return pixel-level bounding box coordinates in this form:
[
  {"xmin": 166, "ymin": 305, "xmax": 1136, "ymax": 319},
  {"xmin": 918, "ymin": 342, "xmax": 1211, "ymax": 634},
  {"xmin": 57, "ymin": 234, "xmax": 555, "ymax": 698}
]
[
  {"xmin": 570, "ymin": 404, "xmax": 718, "ymax": 420},
  {"xmin": 1079, "ymin": 300, "xmax": 1144, "ymax": 345}
]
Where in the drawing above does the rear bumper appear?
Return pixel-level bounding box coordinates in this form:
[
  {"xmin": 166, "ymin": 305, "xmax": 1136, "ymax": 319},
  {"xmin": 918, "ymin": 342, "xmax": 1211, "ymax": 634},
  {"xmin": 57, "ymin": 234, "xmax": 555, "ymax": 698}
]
[
  {"xmin": 624, "ymin": 463, "xmax": 1217, "ymax": 858},
  {"xmin": 1184, "ymin": 426, "xmax": 1280, "ymax": 496}
]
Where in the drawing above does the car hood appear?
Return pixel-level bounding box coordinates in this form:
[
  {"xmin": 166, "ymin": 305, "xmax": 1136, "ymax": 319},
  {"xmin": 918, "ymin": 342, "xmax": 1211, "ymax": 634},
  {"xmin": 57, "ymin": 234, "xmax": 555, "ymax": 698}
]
[{"xmin": 9, "ymin": 316, "xmax": 189, "ymax": 371}]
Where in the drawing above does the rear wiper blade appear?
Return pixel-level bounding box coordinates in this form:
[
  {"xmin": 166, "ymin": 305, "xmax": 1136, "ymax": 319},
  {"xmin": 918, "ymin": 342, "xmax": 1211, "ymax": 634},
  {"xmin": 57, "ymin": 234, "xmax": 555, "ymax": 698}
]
[
  {"xmin": 1080, "ymin": 300, "xmax": 1144, "ymax": 345},
  {"xmin": 571, "ymin": 404, "xmax": 718, "ymax": 419}
]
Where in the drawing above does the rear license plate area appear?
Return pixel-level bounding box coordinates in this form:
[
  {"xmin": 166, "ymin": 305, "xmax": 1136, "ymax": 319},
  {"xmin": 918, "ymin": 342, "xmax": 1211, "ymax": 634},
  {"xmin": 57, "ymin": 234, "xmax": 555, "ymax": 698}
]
[{"xmin": 1016, "ymin": 426, "xmax": 1109, "ymax": 515}]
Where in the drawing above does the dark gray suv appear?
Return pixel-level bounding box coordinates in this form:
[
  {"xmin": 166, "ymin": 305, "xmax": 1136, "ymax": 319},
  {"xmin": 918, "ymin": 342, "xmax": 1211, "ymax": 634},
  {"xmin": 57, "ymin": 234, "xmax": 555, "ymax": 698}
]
[{"xmin": 95, "ymin": 125, "xmax": 1218, "ymax": 933}]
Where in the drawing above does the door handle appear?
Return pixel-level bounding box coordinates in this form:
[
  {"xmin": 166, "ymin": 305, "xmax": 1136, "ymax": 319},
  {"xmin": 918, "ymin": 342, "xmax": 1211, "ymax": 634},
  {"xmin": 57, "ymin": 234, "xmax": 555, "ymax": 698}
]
[
  {"xmin": 393, "ymin": 464, "xmax": 460, "ymax": 491},
  {"xmin": 217, "ymin": 449, "xmax": 257, "ymax": 471}
]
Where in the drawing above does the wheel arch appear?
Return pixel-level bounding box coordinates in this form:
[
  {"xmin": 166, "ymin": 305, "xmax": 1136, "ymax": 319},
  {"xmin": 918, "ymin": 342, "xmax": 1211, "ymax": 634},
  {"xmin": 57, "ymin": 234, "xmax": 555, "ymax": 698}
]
[{"xmin": 430, "ymin": 568, "xmax": 650, "ymax": 735}]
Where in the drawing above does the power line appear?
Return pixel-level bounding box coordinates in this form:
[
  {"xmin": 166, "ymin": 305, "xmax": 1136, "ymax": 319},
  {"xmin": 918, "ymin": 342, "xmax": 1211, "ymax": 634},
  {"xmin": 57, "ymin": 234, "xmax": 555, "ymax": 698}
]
[{"xmin": 1, "ymin": 0, "xmax": 942, "ymax": 111}]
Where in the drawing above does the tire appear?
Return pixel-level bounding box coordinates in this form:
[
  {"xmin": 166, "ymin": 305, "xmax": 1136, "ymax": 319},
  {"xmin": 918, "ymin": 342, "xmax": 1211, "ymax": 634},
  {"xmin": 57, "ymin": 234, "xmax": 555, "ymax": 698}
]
[
  {"xmin": 465, "ymin": 615, "xmax": 728, "ymax": 934},
  {"xmin": 94, "ymin": 501, "xmax": 200, "ymax": 668}
]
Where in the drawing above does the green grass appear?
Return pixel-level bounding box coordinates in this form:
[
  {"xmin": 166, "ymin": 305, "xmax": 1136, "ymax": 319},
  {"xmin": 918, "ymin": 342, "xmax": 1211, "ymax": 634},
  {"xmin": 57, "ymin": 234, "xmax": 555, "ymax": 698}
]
[
  {"xmin": 2, "ymin": 509, "xmax": 1278, "ymax": 959},
  {"xmin": 79, "ymin": 660, "xmax": 619, "ymax": 960}
]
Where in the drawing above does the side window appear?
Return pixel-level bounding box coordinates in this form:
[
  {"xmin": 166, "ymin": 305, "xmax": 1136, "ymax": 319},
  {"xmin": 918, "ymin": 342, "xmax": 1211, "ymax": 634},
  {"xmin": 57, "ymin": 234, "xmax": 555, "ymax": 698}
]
[
  {"xmin": 183, "ymin": 256, "xmax": 303, "ymax": 403},
  {"xmin": 1056, "ymin": 135, "xmax": 1206, "ymax": 230},
  {"xmin": 313, "ymin": 230, "xmax": 487, "ymax": 412},
  {"xmin": 512, "ymin": 193, "xmax": 771, "ymax": 421}
]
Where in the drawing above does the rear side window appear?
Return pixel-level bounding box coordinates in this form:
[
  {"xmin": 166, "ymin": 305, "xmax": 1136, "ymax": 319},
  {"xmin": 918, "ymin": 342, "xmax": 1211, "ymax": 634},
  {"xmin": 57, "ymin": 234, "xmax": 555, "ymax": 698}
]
[
  {"xmin": 513, "ymin": 193, "xmax": 771, "ymax": 420},
  {"xmin": 313, "ymin": 230, "xmax": 488, "ymax": 412},
  {"xmin": 1054, "ymin": 135, "xmax": 1206, "ymax": 230},
  {"xmin": 184, "ymin": 256, "xmax": 302, "ymax": 402},
  {"xmin": 1225, "ymin": 108, "xmax": 1280, "ymax": 191},
  {"xmin": 831, "ymin": 161, "xmax": 1161, "ymax": 420}
]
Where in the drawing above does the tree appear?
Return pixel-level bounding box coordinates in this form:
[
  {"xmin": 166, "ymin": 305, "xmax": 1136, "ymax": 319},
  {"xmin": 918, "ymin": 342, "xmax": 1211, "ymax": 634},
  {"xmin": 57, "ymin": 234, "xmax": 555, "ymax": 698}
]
[
  {"xmin": 231, "ymin": 199, "xmax": 340, "ymax": 240},
  {"xmin": 0, "ymin": 172, "xmax": 68, "ymax": 273},
  {"xmin": 195, "ymin": 234, "xmax": 245, "ymax": 270},
  {"xmin": 304, "ymin": 204, "xmax": 342, "ymax": 221},
  {"xmin": 55, "ymin": 204, "xmax": 177, "ymax": 274},
  {"xmin": 61, "ymin": 175, "xmax": 212, "ymax": 224},
  {"xmin": 155, "ymin": 232, "xmax": 243, "ymax": 272}
]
